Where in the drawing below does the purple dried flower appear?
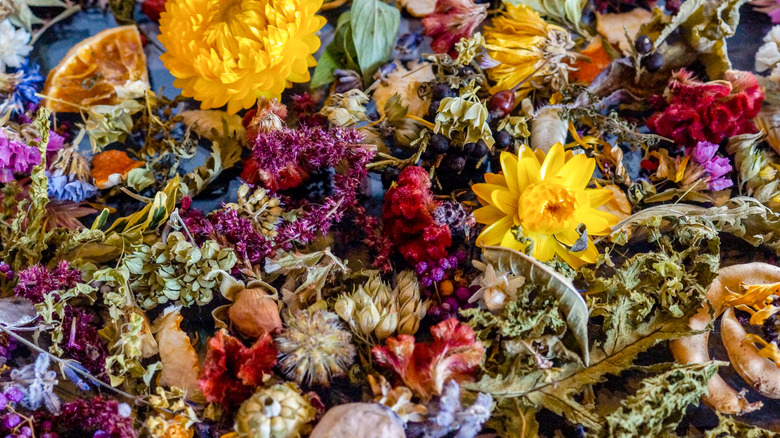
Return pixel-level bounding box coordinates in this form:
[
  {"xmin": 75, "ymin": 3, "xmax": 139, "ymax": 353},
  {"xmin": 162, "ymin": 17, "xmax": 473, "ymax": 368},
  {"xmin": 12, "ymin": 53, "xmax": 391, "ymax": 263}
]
[
  {"xmin": 703, "ymin": 155, "xmax": 732, "ymax": 180},
  {"xmin": 0, "ymin": 129, "xmax": 40, "ymax": 183},
  {"xmin": 14, "ymin": 261, "xmax": 81, "ymax": 304},
  {"xmin": 690, "ymin": 141, "xmax": 719, "ymax": 164},
  {"xmin": 708, "ymin": 177, "xmax": 734, "ymax": 192},
  {"xmin": 39, "ymin": 397, "xmax": 136, "ymax": 438},
  {"xmin": 6, "ymin": 388, "xmax": 23, "ymax": 403},
  {"xmin": 3, "ymin": 413, "xmax": 20, "ymax": 429}
]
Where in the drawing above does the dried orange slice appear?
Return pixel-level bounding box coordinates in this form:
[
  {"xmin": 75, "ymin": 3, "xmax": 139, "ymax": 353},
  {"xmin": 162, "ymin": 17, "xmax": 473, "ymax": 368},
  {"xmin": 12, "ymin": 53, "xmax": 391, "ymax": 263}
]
[{"xmin": 43, "ymin": 25, "xmax": 149, "ymax": 113}]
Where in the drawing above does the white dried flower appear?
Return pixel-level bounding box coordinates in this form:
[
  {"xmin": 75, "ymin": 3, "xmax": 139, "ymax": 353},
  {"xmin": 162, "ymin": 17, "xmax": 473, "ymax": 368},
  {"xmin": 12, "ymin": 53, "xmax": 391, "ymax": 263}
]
[{"xmin": 0, "ymin": 19, "xmax": 31, "ymax": 71}]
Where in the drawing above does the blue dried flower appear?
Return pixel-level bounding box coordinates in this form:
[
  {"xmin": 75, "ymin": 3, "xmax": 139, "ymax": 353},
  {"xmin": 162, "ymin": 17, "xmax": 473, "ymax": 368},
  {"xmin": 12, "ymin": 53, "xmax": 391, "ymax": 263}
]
[
  {"xmin": 10, "ymin": 354, "xmax": 61, "ymax": 414},
  {"xmin": 47, "ymin": 172, "xmax": 98, "ymax": 202}
]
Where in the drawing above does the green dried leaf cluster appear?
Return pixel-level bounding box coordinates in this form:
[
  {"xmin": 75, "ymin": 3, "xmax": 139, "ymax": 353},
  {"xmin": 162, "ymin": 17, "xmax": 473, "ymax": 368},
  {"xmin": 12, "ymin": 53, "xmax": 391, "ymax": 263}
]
[
  {"xmin": 85, "ymin": 99, "xmax": 145, "ymax": 151},
  {"xmin": 506, "ymin": 0, "xmax": 590, "ymax": 35},
  {"xmin": 434, "ymin": 92, "xmax": 494, "ymax": 148},
  {"xmin": 34, "ymin": 283, "xmax": 97, "ymax": 356},
  {"xmin": 726, "ymin": 132, "xmax": 780, "ymax": 206},
  {"xmin": 604, "ymin": 362, "xmax": 724, "ymax": 437},
  {"xmin": 100, "ymin": 310, "xmax": 162, "ymax": 389},
  {"xmin": 123, "ymin": 231, "xmax": 237, "ymax": 309},
  {"xmin": 583, "ymin": 220, "xmax": 719, "ymax": 318},
  {"xmin": 704, "ymin": 414, "xmax": 780, "ymax": 438}
]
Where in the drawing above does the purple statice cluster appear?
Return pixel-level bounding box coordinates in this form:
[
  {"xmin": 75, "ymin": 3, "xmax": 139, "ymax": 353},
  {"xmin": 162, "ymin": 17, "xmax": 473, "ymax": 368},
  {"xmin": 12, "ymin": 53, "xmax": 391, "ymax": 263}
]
[
  {"xmin": 689, "ymin": 141, "xmax": 734, "ymax": 191},
  {"xmin": 37, "ymin": 397, "xmax": 136, "ymax": 438},
  {"xmin": 0, "ymin": 129, "xmax": 39, "ymax": 183},
  {"xmin": 211, "ymin": 207, "xmax": 273, "ymax": 267},
  {"xmin": 0, "ymin": 334, "xmax": 16, "ymax": 368}
]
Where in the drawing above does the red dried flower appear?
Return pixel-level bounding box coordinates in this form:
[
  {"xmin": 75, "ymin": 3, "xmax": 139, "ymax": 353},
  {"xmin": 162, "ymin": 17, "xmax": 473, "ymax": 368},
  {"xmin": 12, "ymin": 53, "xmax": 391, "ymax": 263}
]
[
  {"xmin": 372, "ymin": 317, "xmax": 484, "ymax": 401},
  {"xmin": 141, "ymin": 0, "xmax": 166, "ymax": 23},
  {"xmin": 422, "ymin": 0, "xmax": 488, "ymax": 54},
  {"xmin": 647, "ymin": 70, "xmax": 764, "ymax": 146},
  {"xmin": 382, "ymin": 166, "xmax": 452, "ymax": 265},
  {"xmin": 198, "ymin": 330, "xmax": 277, "ymax": 411}
]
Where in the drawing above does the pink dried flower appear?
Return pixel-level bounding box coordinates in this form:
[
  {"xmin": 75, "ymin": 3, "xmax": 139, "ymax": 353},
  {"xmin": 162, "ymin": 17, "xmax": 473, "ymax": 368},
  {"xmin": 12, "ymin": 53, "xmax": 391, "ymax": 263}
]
[
  {"xmin": 423, "ymin": 0, "xmax": 488, "ymax": 54},
  {"xmin": 372, "ymin": 317, "xmax": 484, "ymax": 401}
]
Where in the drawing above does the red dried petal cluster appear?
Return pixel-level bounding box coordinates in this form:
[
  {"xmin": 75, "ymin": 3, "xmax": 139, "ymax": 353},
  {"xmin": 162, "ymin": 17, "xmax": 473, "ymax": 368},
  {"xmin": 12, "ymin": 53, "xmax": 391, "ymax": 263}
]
[
  {"xmin": 372, "ymin": 317, "xmax": 484, "ymax": 401},
  {"xmin": 647, "ymin": 70, "xmax": 764, "ymax": 146},
  {"xmin": 422, "ymin": 0, "xmax": 488, "ymax": 54},
  {"xmin": 141, "ymin": 0, "xmax": 166, "ymax": 23},
  {"xmin": 198, "ymin": 330, "xmax": 277, "ymax": 411},
  {"xmin": 382, "ymin": 166, "xmax": 452, "ymax": 264}
]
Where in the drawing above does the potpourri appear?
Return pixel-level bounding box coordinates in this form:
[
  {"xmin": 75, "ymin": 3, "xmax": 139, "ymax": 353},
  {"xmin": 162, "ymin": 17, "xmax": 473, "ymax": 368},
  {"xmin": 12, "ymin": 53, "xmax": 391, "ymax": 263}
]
[{"xmin": 1, "ymin": 0, "xmax": 780, "ymax": 436}]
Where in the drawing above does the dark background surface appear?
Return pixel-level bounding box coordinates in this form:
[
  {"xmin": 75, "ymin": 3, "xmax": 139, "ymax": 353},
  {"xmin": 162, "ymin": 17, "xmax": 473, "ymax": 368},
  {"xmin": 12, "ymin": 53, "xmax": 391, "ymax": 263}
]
[{"xmin": 29, "ymin": 2, "xmax": 780, "ymax": 433}]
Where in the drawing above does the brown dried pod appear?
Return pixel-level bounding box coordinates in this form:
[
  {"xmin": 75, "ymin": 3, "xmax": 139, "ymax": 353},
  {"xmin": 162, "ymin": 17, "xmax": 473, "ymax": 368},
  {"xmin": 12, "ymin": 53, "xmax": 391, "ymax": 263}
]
[
  {"xmin": 229, "ymin": 287, "xmax": 283, "ymax": 337},
  {"xmin": 670, "ymin": 262, "xmax": 780, "ymax": 414}
]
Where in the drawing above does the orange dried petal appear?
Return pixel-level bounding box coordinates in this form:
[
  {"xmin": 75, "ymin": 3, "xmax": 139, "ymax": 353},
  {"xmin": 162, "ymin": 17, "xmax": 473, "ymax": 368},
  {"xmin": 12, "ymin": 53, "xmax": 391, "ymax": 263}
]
[{"xmin": 91, "ymin": 150, "xmax": 144, "ymax": 188}]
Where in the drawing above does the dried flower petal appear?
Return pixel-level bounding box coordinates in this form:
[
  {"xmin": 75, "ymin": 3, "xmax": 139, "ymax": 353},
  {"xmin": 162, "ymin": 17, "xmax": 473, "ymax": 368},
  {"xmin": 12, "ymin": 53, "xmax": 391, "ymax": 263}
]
[{"xmin": 372, "ymin": 317, "xmax": 484, "ymax": 401}]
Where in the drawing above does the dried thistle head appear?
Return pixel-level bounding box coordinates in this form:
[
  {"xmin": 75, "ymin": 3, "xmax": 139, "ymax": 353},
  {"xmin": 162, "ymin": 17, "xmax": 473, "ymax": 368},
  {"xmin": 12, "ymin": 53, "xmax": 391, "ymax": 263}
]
[{"xmin": 275, "ymin": 309, "xmax": 356, "ymax": 387}]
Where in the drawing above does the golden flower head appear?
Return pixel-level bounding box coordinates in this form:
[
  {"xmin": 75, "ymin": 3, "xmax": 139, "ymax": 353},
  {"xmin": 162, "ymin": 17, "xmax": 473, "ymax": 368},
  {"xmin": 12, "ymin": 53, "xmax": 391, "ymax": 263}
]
[
  {"xmin": 484, "ymin": 4, "xmax": 576, "ymax": 98},
  {"xmin": 159, "ymin": 0, "xmax": 327, "ymax": 114},
  {"xmin": 472, "ymin": 143, "xmax": 618, "ymax": 268}
]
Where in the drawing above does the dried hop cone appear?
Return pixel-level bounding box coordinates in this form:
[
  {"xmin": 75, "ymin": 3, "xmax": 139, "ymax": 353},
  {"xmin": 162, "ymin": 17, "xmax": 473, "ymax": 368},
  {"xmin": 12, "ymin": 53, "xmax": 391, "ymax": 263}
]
[
  {"xmin": 275, "ymin": 309, "xmax": 356, "ymax": 387},
  {"xmin": 335, "ymin": 271, "xmax": 428, "ymax": 339},
  {"xmin": 224, "ymin": 184, "xmax": 284, "ymax": 238},
  {"xmin": 395, "ymin": 270, "xmax": 428, "ymax": 336},
  {"xmin": 234, "ymin": 383, "xmax": 315, "ymax": 438}
]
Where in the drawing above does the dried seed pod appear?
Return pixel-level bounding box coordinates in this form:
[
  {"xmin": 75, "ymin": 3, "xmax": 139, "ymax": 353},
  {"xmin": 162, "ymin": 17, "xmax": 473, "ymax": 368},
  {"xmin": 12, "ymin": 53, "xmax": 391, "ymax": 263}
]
[
  {"xmin": 229, "ymin": 287, "xmax": 283, "ymax": 337},
  {"xmin": 670, "ymin": 263, "xmax": 780, "ymax": 414},
  {"xmin": 721, "ymin": 308, "xmax": 780, "ymax": 399},
  {"xmin": 309, "ymin": 403, "xmax": 405, "ymax": 438}
]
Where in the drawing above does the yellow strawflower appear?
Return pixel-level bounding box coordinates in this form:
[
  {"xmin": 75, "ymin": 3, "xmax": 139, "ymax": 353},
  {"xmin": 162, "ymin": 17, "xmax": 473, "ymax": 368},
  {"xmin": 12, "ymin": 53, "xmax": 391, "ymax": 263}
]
[
  {"xmin": 484, "ymin": 4, "xmax": 576, "ymax": 98},
  {"xmin": 472, "ymin": 143, "xmax": 617, "ymax": 268},
  {"xmin": 159, "ymin": 0, "xmax": 327, "ymax": 114}
]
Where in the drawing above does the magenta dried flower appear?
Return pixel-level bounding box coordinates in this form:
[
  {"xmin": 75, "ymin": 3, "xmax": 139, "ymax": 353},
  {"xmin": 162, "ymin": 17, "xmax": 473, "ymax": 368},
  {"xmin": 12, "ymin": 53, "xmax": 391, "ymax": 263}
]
[
  {"xmin": 14, "ymin": 261, "xmax": 81, "ymax": 304},
  {"xmin": 0, "ymin": 128, "xmax": 40, "ymax": 183},
  {"xmin": 38, "ymin": 397, "xmax": 136, "ymax": 438}
]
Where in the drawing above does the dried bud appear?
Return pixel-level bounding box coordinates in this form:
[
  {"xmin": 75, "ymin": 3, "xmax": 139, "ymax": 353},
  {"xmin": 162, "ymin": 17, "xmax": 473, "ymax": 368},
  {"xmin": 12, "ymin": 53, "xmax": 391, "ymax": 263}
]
[
  {"xmin": 375, "ymin": 304, "xmax": 400, "ymax": 340},
  {"xmin": 357, "ymin": 305, "xmax": 381, "ymax": 336},
  {"xmin": 334, "ymin": 69, "xmax": 364, "ymax": 93},
  {"xmin": 229, "ymin": 287, "xmax": 283, "ymax": 337},
  {"xmin": 334, "ymin": 295, "xmax": 356, "ymax": 322}
]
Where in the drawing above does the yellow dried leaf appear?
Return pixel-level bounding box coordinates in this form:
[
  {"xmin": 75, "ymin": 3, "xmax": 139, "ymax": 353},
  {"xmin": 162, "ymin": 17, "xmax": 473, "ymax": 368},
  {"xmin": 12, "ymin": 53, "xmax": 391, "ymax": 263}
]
[{"xmin": 154, "ymin": 308, "xmax": 201, "ymax": 398}]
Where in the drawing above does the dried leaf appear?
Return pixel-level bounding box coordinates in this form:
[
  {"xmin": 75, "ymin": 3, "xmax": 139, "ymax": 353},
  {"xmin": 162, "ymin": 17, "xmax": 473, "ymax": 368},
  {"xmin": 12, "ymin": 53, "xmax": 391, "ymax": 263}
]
[
  {"xmin": 153, "ymin": 308, "xmax": 201, "ymax": 399},
  {"xmin": 482, "ymin": 246, "xmax": 589, "ymax": 365}
]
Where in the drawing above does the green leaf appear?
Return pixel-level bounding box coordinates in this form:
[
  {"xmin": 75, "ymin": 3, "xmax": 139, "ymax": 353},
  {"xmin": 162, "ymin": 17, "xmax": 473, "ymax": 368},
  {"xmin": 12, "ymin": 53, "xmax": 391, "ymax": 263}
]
[
  {"xmin": 482, "ymin": 246, "xmax": 590, "ymax": 365},
  {"xmin": 605, "ymin": 362, "xmax": 724, "ymax": 437},
  {"xmin": 350, "ymin": 0, "xmax": 400, "ymax": 83},
  {"xmin": 311, "ymin": 47, "xmax": 342, "ymax": 89}
]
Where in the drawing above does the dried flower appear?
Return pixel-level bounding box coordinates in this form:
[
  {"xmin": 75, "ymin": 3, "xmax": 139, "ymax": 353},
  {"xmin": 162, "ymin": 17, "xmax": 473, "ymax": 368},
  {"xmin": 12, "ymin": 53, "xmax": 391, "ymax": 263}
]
[
  {"xmin": 15, "ymin": 261, "xmax": 81, "ymax": 303},
  {"xmin": 484, "ymin": 4, "xmax": 577, "ymax": 97},
  {"xmin": 275, "ymin": 309, "xmax": 356, "ymax": 387},
  {"xmin": 382, "ymin": 166, "xmax": 452, "ymax": 265},
  {"xmin": 434, "ymin": 89, "xmax": 494, "ymax": 148},
  {"xmin": 0, "ymin": 19, "xmax": 31, "ymax": 71},
  {"xmin": 0, "ymin": 61, "xmax": 43, "ymax": 115},
  {"xmin": 372, "ymin": 318, "xmax": 484, "ymax": 401},
  {"xmin": 372, "ymin": 61, "xmax": 434, "ymax": 119},
  {"xmin": 468, "ymin": 262, "xmax": 525, "ymax": 313},
  {"xmin": 406, "ymin": 380, "xmax": 492, "ymax": 438},
  {"xmin": 422, "ymin": 0, "xmax": 487, "ymax": 54},
  {"xmin": 229, "ymin": 286, "xmax": 283, "ymax": 337},
  {"xmin": 243, "ymin": 98, "xmax": 288, "ymax": 141},
  {"xmin": 41, "ymin": 396, "xmax": 136, "ymax": 438},
  {"xmin": 198, "ymin": 330, "xmax": 278, "ymax": 412},
  {"xmin": 123, "ymin": 231, "xmax": 237, "ymax": 309},
  {"xmin": 0, "ymin": 128, "xmax": 39, "ymax": 183},
  {"xmin": 159, "ymin": 0, "xmax": 326, "ymax": 113},
  {"xmin": 472, "ymin": 144, "xmax": 618, "ymax": 268},
  {"xmin": 234, "ymin": 383, "xmax": 316, "ymax": 438},
  {"xmin": 369, "ymin": 375, "xmax": 428, "ymax": 423},
  {"xmin": 647, "ymin": 70, "xmax": 764, "ymax": 147},
  {"xmin": 90, "ymin": 149, "xmax": 144, "ymax": 189},
  {"xmin": 10, "ymin": 354, "xmax": 61, "ymax": 413}
]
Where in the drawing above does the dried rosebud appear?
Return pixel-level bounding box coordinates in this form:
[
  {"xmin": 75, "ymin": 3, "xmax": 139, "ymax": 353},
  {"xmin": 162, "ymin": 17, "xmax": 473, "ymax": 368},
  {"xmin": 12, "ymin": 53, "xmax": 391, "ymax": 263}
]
[{"xmin": 229, "ymin": 287, "xmax": 283, "ymax": 337}]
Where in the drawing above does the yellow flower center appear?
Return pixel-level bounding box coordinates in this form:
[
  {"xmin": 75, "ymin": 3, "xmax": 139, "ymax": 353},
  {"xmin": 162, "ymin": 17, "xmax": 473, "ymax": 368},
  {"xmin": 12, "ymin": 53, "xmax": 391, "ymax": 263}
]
[{"xmin": 518, "ymin": 182, "xmax": 578, "ymax": 235}]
